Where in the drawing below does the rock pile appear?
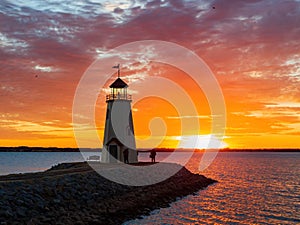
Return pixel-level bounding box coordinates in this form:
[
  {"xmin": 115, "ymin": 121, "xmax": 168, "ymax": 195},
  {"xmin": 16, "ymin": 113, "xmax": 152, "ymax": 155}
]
[{"xmin": 0, "ymin": 162, "xmax": 216, "ymax": 225}]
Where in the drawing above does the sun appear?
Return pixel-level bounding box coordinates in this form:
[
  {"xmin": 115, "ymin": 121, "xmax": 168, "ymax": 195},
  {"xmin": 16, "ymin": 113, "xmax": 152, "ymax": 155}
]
[{"xmin": 176, "ymin": 135, "xmax": 228, "ymax": 149}]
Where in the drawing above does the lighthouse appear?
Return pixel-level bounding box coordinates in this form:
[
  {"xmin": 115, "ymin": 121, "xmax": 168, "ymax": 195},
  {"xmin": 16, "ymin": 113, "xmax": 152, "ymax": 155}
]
[{"xmin": 101, "ymin": 65, "xmax": 138, "ymax": 163}]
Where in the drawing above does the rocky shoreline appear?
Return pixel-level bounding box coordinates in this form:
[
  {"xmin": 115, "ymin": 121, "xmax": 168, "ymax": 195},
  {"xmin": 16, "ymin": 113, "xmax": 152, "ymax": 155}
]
[{"xmin": 0, "ymin": 162, "xmax": 216, "ymax": 225}]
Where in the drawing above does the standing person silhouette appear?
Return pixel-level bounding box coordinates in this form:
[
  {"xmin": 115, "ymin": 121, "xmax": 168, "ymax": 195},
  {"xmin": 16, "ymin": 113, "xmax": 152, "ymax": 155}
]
[
  {"xmin": 150, "ymin": 149, "xmax": 156, "ymax": 163},
  {"xmin": 123, "ymin": 148, "xmax": 129, "ymax": 164}
]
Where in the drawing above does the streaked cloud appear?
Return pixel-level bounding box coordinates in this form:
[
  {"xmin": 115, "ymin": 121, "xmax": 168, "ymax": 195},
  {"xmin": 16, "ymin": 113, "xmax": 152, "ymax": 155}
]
[
  {"xmin": 0, "ymin": 32, "xmax": 28, "ymax": 52},
  {"xmin": 0, "ymin": 119, "xmax": 72, "ymax": 134},
  {"xmin": 167, "ymin": 115, "xmax": 211, "ymax": 119},
  {"xmin": 34, "ymin": 65, "xmax": 60, "ymax": 73},
  {"xmin": 266, "ymin": 102, "xmax": 300, "ymax": 108}
]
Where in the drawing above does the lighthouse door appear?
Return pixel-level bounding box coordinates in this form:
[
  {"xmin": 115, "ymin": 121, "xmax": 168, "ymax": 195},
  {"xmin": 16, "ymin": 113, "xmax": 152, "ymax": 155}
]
[{"xmin": 109, "ymin": 145, "xmax": 118, "ymax": 162}]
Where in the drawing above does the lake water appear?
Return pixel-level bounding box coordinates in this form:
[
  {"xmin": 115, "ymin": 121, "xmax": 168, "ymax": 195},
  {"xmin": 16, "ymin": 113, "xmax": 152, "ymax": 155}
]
[
  {"xmin": 126, "ymin": 152, "xmax": 300, "ymax": 224},
  {"xmin": 0, "ymin": 151, "xmax": 299, "ymax": 224},
  {"xmin": 0, "ymin": 152, "xmax": 94, "ymax": 175}
]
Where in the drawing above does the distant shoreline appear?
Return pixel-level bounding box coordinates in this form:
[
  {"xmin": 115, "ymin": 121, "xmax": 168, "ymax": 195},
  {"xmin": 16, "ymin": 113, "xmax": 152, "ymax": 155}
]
[{"xmin": 0, "ymin": 147, "xmax": 299, "ymax": 152}]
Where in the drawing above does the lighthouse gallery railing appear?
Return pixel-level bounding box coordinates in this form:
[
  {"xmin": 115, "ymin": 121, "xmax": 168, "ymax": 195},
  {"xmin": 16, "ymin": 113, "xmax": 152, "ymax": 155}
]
[{"xmin": 106, "ymin": 94, "xmax": 132, "ymax": 101}]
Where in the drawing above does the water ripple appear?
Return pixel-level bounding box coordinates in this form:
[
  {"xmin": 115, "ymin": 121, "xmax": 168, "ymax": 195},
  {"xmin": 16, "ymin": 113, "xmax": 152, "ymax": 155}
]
[{"xmin": 125, "ymin": 152, "xmax": 300, "ymax": 224}]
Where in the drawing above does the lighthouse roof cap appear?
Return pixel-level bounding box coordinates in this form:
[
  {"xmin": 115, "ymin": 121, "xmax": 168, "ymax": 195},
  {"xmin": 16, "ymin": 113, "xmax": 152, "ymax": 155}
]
[{"xmin": 109, "ymin": 78, "xmax": 128, "ymax": 88}]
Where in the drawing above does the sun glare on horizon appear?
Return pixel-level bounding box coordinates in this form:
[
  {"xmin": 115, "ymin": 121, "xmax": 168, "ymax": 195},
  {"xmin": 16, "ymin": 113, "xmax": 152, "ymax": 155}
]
[{"xmin": 176, "ymin": 135, "xmax": 228, "ymax": 149}]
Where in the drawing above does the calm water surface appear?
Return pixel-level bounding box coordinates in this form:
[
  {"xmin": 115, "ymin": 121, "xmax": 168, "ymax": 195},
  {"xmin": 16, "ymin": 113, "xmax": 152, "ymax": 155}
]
[
  {"xmin": 0, "ymin": 152, "xmax": 95, "ymax": 175},
  {"xmin": 127, "ymin": 152, "xmax": 300, "ymax": 224},
  {"xmin": 0, "ymin": 152, "xmax": 299, "ymax": 224}
]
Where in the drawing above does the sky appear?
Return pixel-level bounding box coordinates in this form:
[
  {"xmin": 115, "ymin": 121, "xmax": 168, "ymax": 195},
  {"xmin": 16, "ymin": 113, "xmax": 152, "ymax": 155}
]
[{"xmin": 0, "ymin": 0, "xmax": 300, "ymax": 149}]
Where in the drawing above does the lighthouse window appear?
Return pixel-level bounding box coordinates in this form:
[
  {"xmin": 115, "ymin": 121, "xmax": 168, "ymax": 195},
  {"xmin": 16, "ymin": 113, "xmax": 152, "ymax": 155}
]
[
  {"xmin": 106, "ymin": 109, "xmax": 109, "ymax": 120},
  {"xmin": 128, "ymin": 112, "xmax": 134, "ymax": 134}
]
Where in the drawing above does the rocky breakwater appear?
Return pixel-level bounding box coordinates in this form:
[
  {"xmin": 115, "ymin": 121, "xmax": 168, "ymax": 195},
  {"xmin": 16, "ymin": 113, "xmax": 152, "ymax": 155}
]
[{"xmin": 0, "ymin": 162, "xmax": 216, "ymax": 225}]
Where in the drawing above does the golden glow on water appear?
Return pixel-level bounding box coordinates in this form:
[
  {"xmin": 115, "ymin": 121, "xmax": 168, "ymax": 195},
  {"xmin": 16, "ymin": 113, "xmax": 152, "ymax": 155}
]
[{"xmin": 126, "ymin": 152, "xmax": 300, "ymax": 224}]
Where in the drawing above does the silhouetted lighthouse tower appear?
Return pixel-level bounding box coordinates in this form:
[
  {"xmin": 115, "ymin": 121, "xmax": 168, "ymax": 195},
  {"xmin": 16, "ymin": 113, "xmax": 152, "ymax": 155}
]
[{"xmin": 101, "ymin": 65, "xmax": 138, "ymax": 163}]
